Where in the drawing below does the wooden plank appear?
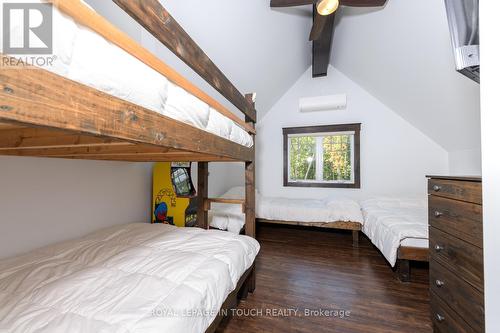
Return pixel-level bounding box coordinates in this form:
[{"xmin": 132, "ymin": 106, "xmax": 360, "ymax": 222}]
[
  {"xmin": 28, "ymin": 154, "xmax": 235, "ymax": 162},
  {"xmin": 312, "ymin": 7, "xmax": 335, "ymax": 77},
  {"xmin": 112, "ymin": 0, "xmax": 257, "ymax": 123},
  {"xmin": 197, "ymin": 162, "xmax": 209, "ymax": 229},
  {"xmin": 49, "ymin": 0, "xmax": 255, "ymax": 134},
  {"xmin": 0, "ymin": 61, "xmax": 253, "ymax": 162},
  {"xmin": 0, "ymin": 127, "xmax": 129, "ymax": 150},
  {"xmin": 206, "ymin": 198, "xmax": 245, "ymax": 213},
  {"xmin": 257, "ymin": 218, "xmax": 362, "ymax": 231},
  {"xmin": 244, "ymin": 94, "xmax": 257, "ymax": 294},
  {"xmin": 398, "ymin": 246, "xmax": 429, "ymax": 262},
  {"xmin": 0, "ymin": 145, "xmax": 175, "ymax": 156}
]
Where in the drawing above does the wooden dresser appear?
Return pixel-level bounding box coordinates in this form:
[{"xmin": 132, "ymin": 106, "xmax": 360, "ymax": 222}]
[{"xmin": 427, "ymin": 176, "xmax": 484, "ymax": 333}]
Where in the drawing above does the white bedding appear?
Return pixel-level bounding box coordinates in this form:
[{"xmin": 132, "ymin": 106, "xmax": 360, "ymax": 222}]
[
  {"xmin": 209, "ymin": 187, "xmax": 364, "ymax": 233},
  {"xmin": 0, "ymin": 223, "xmax": 260, "ymax": 333},
  {"xmin": 361, "ymin": 197, "xmax": 428, "ymax": 267},
  {"xmin": 0, "ymin": 0, "xmax": 253, "ymax": 148}
]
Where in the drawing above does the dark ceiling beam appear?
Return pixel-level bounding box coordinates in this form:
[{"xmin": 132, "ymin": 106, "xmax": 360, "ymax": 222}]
[
  {"xmin": 270, "ymin": 0, "xmax": 315, "ymax": 7},
  {"xmin": 312, "ymin": 7, "xmax": 335, "ymax": 77}
]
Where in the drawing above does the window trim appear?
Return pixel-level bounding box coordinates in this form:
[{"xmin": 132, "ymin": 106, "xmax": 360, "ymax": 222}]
[{"xmin": 283, "ymin": 123, "xmax": 361, "ymax": 189}]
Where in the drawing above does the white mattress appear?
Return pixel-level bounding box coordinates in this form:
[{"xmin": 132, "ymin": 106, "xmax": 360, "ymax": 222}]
[
  {"xmin": 0, "ymin": 223, "xmax": 260, "ymax": 333},
  {"xmin": 209, "ymin": 187, "xmax": 364, "ymax": 234},
  {"xmin": 0, "ymin": 1, "xmax": 253, "ymax": 148},
  {"xmin": 361, "ymin": 197, "xmax": 428, "ymax": 267}
]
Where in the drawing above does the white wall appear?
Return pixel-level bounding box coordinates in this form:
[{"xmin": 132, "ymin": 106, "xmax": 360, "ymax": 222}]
[
  {"xmin": 480, "ymin": 1, "xmax": 500, "ymax": 331},
  {"xmin": 257, "ymin": 66, "xmax": 449, "ymax": 200},
  {"xmin": 449, "ymin": 149, "xmax": 482, "ymax": 176},
  {"xmin": 0, "ymin": 157, "xmax": 152, "ymax": 259}
]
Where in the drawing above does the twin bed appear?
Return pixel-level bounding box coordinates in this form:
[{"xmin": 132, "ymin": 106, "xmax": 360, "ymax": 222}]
[
  {"xmin": 210, "ymin": 187, "xmax": 429, "ymax": 280},
  {"xmin": 0, "ymin": 224, "xmax": 259, "ymax": 333},
  {"xmin": 1, "ymin": 0, "xmax": 259, "ymax": 332}
]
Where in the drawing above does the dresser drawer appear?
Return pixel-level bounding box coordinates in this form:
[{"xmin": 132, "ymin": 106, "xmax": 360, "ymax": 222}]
[
  {"xmin": 431, "ymin": 292, "xmax": 477, "ymax": 333},
  {"xmin": 430, "ymin": 261, "xmax": 484, "ymax": 331},
  {"xmin": 429, "ymin": 195, "xmax": 483, "ymax": 248},
  {"xmin": 430, "ymin": 227, "xmax": 484, "ymax": 291},
  {"xmin": 429, "ymin": 179, "xmax": 482, "ymax": 204}
]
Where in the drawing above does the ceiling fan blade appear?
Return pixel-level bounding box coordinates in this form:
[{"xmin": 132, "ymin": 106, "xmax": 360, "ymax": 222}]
[
  {"xmin": 270, "ymin": 0, "xmax": 316, "ymax": 7},
  {"xmin": 309, "ymin": 11, "xmax": 330, "ymax": 41},
  {"xmin": 340, "ymin": 0, "xmax": 387, "ymax": 7}
]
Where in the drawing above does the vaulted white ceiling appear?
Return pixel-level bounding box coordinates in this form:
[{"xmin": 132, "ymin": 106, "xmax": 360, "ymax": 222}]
[
  {"xmin": 155, "ymin": 0, "xmax": 313, "ymax": 118},
  {"xmin": 88, "ymin": 0, "xmax": 480, "ymax": 152},
  {"xmin": 331, "ymin": 0, "xmax": 481, "ymax": 151}
]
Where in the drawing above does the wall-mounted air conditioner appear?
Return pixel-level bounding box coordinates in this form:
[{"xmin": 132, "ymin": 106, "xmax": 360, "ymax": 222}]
[{"xmin": 299, "ymin": 94, "xmax": 347, "ymax": 113}]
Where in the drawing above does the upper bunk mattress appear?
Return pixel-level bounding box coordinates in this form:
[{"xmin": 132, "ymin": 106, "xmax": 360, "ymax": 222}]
[
  {"xmin": 0, "ymin": 223, "xmax": 260, "ymax": 333},
  {"xmin": 0, "ymin": 1, "xmax": 253, "ymax": 148},
  {"xmin": 361, "ymin": 197, "xmax": 428, "ymax": 267}
]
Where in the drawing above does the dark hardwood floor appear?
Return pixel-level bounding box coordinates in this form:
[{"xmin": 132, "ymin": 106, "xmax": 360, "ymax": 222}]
[{"xmin": 218, "ymin": 224, "xmax": 432, "ymax": 333}]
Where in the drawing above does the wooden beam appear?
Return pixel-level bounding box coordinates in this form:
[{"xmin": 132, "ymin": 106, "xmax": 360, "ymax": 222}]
[
  {"xmin": 49, "ymin": 0, "xmax": 255, "ymax": 134},
  {"xmin": 312, "ymin": 8, "xmax": 335, "ymax": 78},
  {"xmin": 205, "ymin": 198, "xmax": 245, "ymax": 213},
  {"xmin": 0, "ymin": 61, "xmax": 254, "ymax": 162},
  {"xmin": 197, "ymin": 162, "xmax": 209, "ymax": 229},
  {"xmin": 112, "ymin": 0, "xmax": 257, "ymax": 123},
  {"xmin": 0, "ymin": 144, "xmax": 174, "ymax": 156},
  {"xmin": 0, "ymin": 127, "xmax": 128, "ymax": 150},
  {"xmin": 244, "ymin": 94, "xmax": 257, "ymax": 293},
  {"xmin": 27, "ymin": 154, "xmax": 236, "ymax": 162}
]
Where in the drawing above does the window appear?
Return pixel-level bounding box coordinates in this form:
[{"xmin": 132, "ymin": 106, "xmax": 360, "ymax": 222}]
[{"xmin": 283, "ymin": 124, "xmax": 361, "ymax": 188}]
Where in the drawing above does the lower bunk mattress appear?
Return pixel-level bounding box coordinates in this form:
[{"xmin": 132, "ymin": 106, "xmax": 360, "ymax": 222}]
[
  {"xmin": 209, "ymin": 187, "xmax": 364, "ymax": 234},
  {"xmin": 0, "ymin": 223, "xmax": 260, "ymax": 333},
  {"xmin": 361, "ymin": 197, "xmax": 428, "ymax": 267}
]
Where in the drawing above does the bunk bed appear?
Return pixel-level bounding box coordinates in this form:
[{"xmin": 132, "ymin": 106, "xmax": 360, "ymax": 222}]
[{"xmin": 0, "ymin": 0, "xmax": 257, "ymax": 332}]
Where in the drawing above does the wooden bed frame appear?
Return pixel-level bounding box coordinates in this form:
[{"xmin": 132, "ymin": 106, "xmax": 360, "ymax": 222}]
[
  {"xmin": 257, "ymin": 218, "xmax": 362, "ymax": 247},
  {"xmin": 0, "ymin": 0, "xmax": 257, "ymax": 327},
  {"xmin": 395, "ymin": 246, "xmax": 429, "ymax": 282}
]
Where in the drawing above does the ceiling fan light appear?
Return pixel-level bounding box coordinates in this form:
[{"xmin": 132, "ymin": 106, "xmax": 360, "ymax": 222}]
[{"xmin": 317, "ymin": 0, "xmax": 339, "ymax": 16}]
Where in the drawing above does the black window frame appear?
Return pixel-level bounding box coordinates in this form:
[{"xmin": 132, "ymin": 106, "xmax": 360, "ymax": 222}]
[{"xmin": 283, "ymin": 123, "xmax": 361, "ymax": 189}]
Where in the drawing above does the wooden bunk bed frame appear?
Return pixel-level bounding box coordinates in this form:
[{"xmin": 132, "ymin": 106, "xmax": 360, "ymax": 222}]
[{"xmin": 0, "ymin": 0, "xmax": 257, "ymax": 328}]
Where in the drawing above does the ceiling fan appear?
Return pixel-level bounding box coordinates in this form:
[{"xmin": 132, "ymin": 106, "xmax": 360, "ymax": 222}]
[{"xmin": 270, "ymin": 0, "xmax": 387, "ymax": 77}]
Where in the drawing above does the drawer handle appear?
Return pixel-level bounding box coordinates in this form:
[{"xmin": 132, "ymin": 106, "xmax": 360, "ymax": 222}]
[
  {"xmin": 435, "ymin": 244, "xmax": 445, "ymax": 252},
  {"xmin": 435, "ymin": 279, "xmax": 445, "ymax": 287},
  {"xmin": 436, "ymin": 313, "xmax": 445, "ymax": 322},
  {"xmin": 434, "ymin": 211, "xmax": 443, "ymax": 218},
  {"xmin": 433, "ymin": 185, "xmax": 442, "ymax": 192}
]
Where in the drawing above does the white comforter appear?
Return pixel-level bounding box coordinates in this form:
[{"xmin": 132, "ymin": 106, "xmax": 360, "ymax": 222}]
[
  {"xmin": 0, "ymin": 0, "xmax": 253, "ymax": 148},
  {"xmin": 209, "ymin": 187, "xmax": 364, "ymax": 233},
  {"xmin": 361, "ymin": 198, "xmax": 428, "ymax": 267},
  {"xmin": 0, "ymin": 223, "xmax": 260, "ymax": 333}
]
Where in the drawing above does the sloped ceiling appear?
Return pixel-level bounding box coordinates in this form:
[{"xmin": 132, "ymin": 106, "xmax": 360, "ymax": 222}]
[
  {"xmin": 331, "ymin": 0, "xmax": 481, "ymax": 151},
  {"xmin": 87, "ymin": 0, "xmax": 480, "ymax": 151},
  {"xmin": 154, "ymin": 0, "xmax": 313, "ymax": 118}
]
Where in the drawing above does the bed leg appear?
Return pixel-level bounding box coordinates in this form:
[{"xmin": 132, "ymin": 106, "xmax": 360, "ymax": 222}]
[
  {"xmin": 248, "ymin": 266, "xmax": 256, "ymax": 294},
  {"xmin": 197, "ymin": 162, "xmax": 209, "ymax": 229},
  {"xmin": 397, "ymin": 259, "xmax": 411, "ymax": 282},
  {"xmin": 352, "ymin": 230, "xmax": 359, "ymax": 247}
]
